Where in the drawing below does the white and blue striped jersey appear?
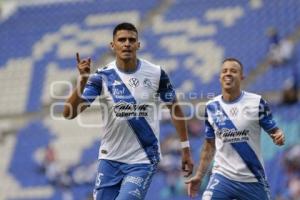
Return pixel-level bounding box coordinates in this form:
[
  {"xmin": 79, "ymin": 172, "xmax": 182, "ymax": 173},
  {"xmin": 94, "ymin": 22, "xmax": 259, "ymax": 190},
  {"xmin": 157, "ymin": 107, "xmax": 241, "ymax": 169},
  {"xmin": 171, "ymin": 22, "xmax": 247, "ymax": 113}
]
[
  {"xmin": 205, "ymin": 91, "xmax": 277, "ymax": 183},
  {"xmin": 81, "ymin": 59, "xmax": 175, "ymax": 164}
]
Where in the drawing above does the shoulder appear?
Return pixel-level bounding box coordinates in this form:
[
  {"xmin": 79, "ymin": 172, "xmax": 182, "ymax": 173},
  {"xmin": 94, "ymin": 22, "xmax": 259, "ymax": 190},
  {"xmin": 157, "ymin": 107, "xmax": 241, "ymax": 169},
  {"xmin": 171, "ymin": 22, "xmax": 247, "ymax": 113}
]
[
  {"xmin": 140, "ymin": 58, "xmax": 161, "ymax": 69},
  {"xmin": 243, "ymin": 91, "xmax": 261, "ymax": 99},
  {"xmin": 242, "ymin": 91, "xmax": 262, "ymax": 105},
  {"xmin": 139, "ymin": 58, "xmax": 162, "ymax": 73},
  {"xmin": 139, "ymin": 59, "xmax": 164, "ymax": 82},
  {"xmin": 206, "ymin": 95, "xmax": 222, "ymax": 106},
  {"xmin": 97, "ymin": 61, "xmax": 115, "ymax": 71},
  {"xmin": 94, "ymin": 61, "xmax": 115, "ymax": 75},
  {"xmin": 205, "ymin": 95, "xmax": 222, "ymax": 113},
  {"xmin": 88, "ymin": 62, "xmax": 115, "ymax": 83}
]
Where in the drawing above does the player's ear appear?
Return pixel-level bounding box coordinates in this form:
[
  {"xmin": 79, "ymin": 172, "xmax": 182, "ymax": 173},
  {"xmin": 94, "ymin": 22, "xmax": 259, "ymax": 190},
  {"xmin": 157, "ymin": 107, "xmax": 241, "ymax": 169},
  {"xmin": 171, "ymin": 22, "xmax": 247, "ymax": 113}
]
[
  {"xmin": 241, "ymin": 75, "xmax": 245, "ymax": 80},
  {"xmin": 137, "ymin": 42, "xmax": 140, "ymax": 50},
  {"xmin": 110, "ymin": 42, "xmax": 114, "ymax": 51}
]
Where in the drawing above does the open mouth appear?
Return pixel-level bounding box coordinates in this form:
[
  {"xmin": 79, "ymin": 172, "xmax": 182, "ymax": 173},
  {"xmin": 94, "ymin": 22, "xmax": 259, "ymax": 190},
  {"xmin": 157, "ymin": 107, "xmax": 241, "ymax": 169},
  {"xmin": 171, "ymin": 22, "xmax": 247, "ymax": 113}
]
[{"xmin": 224, "ymin": 76, "xmax": 233, "ymax": 84}]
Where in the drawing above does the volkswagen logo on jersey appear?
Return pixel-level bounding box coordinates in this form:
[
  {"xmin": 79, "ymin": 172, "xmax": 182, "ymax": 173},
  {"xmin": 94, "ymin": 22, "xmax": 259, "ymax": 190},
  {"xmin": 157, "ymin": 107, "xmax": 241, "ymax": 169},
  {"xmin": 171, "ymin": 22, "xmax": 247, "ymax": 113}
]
[
  {"xmin": 230, "ymin": 107, "xmax": 238, "ymax": 117},
  {"xmin": 128, "ymin": 78, "xmax": 139, "ymax": 88}
]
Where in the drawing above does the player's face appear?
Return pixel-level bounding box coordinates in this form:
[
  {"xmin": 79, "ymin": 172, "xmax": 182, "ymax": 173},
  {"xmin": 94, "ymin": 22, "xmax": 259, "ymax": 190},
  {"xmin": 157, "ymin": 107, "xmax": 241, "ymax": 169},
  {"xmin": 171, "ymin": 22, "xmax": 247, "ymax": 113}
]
[
  {"xmin": 220, "ymin": 61, "xmax": 244, "ymax": 91},
  {"xmin": 111, "ymin": 30, "xmax": 140, "ymax": 61}
]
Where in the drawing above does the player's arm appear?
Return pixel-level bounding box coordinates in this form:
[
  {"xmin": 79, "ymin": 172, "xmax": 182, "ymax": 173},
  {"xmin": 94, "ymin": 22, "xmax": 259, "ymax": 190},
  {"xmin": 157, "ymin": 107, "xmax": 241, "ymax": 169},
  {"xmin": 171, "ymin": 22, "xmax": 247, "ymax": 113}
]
[
  {"xmin": 166, "ymin": 101, "xmax": 194, "ymax": 177},
  {"xmin": 158, "ymin": 68, "xmax": 193, "ymax": 177},
  {"xmin": 63, "ymin": 53, "xmax": 91, "ymax": 119},
  {"xmin": 185, "ymin": 106, "xmax": 216, "ymax": 198},
  {"xmin": 185, "ymin": 139, "xmax": 215, "ymax": 198},
  {"xmin": 259, "ymin": 98, "xmax": 285, "ymax": 146}
]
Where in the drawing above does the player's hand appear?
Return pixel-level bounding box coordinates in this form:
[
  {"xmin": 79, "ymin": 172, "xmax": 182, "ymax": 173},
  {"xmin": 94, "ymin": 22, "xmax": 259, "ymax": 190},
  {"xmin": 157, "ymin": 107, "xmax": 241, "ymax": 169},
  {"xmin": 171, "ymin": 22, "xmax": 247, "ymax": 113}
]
[
  {"xmin": 76, "ymin": 52, "xmax": 91, "ymax": 77},
  {"xmin": 270, "ymin": 129, "xmax": 285, "ymax": 146},
  {"xmin": 185, "ymin": 176, "xmax": 201, "ymax": 198},
  {"xmin": 181, "ymin": 148, "xmax": 194, "ymax": 177}
]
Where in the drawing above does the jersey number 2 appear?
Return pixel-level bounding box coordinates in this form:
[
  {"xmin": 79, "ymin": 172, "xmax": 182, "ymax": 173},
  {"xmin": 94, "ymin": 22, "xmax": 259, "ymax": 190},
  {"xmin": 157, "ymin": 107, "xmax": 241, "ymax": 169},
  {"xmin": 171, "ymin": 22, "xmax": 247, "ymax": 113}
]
[{"xmin": 208, "ymin": 177, "xmax": 220, "ymax": 190}]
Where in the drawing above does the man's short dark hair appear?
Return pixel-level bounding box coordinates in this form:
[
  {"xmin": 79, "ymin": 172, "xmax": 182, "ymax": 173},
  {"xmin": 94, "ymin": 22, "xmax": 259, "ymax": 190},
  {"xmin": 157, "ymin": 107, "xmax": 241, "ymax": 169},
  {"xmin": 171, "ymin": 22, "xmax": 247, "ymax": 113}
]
[
  {"xmin": 222, "ymin": 57, "xmax": 243, "ymax": 73},
  {"xmin": 113, "ymin": 22, "xmax": 138, "ymax": 38}
]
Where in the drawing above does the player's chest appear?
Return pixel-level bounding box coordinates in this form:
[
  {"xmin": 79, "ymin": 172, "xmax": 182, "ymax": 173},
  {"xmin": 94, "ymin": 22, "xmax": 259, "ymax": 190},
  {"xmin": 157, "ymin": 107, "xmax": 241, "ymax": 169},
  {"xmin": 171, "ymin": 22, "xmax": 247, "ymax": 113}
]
[
  {"xmin": 211, "ymin": 104, "xmax": 259, "ymax": 129},
  {"xmin": 211, "ymin": 104, "xmax": 259, "ymax": 142},
  {"xmin": 104, "ymin": 74, "xmax": 159, "ymax": 103}
]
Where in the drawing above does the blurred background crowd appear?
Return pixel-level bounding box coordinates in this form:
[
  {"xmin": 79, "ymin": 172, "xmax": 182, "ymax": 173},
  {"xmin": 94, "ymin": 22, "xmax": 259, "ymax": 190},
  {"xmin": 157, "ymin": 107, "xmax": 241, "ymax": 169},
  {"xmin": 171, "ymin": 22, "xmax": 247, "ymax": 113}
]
[{"xmin": 0, "ymin": 0, "xmax": 299, "ymax": 199}]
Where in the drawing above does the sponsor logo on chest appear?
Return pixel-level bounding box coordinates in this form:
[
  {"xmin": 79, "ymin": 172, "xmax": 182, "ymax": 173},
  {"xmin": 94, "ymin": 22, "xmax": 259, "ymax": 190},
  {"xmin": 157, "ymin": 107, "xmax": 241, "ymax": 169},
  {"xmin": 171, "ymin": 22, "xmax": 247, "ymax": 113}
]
[
  {"xmin": 216, "ymin": 128, "xmax": 250, "ymax": 143},
  {"xmin": 229, "ymin": 107, "xmax": 238, "ymax": 117},
  {"xmin": 113, "ymin": 102, "xmax": 149, "ymax": 117},
  {"xmin": 128, "ymin": 78, "xmax": 139, "ymax": 88}
]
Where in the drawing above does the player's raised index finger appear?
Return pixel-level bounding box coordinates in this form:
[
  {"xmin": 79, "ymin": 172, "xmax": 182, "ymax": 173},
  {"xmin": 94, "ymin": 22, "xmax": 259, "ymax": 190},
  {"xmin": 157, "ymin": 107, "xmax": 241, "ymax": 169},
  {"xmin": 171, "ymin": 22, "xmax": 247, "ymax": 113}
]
[{"xmin": 76, "ymin": 52, "xmax": 81, "ymax": 63}]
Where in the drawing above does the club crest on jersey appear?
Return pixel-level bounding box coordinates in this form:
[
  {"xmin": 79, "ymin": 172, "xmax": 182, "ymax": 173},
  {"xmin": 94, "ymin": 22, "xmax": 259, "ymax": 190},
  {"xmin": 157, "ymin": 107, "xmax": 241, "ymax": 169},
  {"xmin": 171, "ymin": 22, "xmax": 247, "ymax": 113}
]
[
  {"xmin": 128, "ymin": 78, "xmax": 139, "ymax": 88},
  {"xmin": 143, "ymin": 78, "xmax": 152, "ymax": 88},
  {"xmin": 214, "ymin": 110, "xmax": 228, "ymax": 125}
]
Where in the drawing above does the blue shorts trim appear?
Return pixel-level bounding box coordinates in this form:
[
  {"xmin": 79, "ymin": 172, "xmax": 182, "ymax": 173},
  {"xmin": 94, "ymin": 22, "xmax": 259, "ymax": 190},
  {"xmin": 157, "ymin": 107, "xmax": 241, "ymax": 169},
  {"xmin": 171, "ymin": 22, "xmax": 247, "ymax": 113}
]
[
  {"xmin": 93, "ymin": 159, "xmax": 157, "ymax": 200},
  {"xmin": 202, "ymin": 173, "xmax": 270, "ymax": 200}
]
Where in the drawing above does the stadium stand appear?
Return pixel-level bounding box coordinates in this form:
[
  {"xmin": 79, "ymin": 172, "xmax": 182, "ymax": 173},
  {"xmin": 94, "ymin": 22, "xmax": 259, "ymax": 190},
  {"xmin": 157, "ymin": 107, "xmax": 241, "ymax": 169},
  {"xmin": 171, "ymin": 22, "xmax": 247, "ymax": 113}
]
[
  {"xmin": 249, "ymin": 42, "xmax": 300, "ymax": 93},
  {"xmin": 0, "ymin": 0, "xmax": 299, "ymax": 199}
]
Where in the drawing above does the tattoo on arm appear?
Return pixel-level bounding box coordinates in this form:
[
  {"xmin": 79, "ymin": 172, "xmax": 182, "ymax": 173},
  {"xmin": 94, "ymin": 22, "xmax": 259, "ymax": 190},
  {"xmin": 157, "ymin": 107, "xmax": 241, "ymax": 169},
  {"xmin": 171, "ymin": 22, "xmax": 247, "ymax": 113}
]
[{"xmin": 196, "ymin": 139, "xmax": 215, "ymax": 179}]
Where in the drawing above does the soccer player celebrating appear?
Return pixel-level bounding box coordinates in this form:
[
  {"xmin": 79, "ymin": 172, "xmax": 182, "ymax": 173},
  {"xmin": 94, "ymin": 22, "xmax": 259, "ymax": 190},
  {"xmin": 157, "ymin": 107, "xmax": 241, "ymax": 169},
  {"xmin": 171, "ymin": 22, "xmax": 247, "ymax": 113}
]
[
  {"xmin": 63, "ymin": 22, "xmax": 193, "ymax": 200},
  {"xmin": 186, "ymin": 58, "xmax": 285, "ymax": 200}
]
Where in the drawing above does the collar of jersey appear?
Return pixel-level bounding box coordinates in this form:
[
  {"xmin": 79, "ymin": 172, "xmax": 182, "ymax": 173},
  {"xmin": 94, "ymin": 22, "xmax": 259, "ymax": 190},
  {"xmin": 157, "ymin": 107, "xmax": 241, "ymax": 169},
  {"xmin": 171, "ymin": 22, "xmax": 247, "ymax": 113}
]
[
  {"xmin": 221, "ymin": 90, "xmax": 244, "ymax": 104},
  {"xmin": 115, "ymin": 59, "xmax": 141, "ymax": 74}
]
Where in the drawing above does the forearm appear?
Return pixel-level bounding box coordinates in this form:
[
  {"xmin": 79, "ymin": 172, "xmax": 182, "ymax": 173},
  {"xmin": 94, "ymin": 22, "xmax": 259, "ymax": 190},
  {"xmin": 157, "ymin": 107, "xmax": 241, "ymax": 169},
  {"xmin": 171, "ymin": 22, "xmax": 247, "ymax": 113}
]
[
  {"xmin": 63, "ymin": 76, "xmax": 88, "ymax": 119},
  {"xmin": 168, "ymin": 103, "xmax": 188, "ymax": 142},
  {"xmin": 195, "ymin": 140, "xmax": 215, "ymax": 180},
  {"xmin": 166, "ymin": 101, "xmax": 194, "ymax": 175}
]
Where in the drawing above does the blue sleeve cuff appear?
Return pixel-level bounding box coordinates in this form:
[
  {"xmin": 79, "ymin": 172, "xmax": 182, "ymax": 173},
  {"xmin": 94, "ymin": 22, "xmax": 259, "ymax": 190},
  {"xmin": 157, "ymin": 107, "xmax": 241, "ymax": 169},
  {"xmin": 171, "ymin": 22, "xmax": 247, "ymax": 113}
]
[{"xmin": 266, "ymin": 126, "xmax": 278, "ymax": 134}]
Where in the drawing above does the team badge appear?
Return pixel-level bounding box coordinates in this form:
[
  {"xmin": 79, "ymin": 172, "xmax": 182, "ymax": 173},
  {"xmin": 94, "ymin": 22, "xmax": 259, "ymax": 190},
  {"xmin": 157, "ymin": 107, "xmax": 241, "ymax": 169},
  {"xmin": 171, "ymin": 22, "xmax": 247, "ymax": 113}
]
[
  {"xmin": 143, "ymin": 78, "xmax": 152, "ymax": 88},
  {"xmin": 215, "ymin": 110, "xmax": 228, "ymax": 125},
  {"xmin": 128, "ymin": 78, "xmax": 139, "ymax": 88}
]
